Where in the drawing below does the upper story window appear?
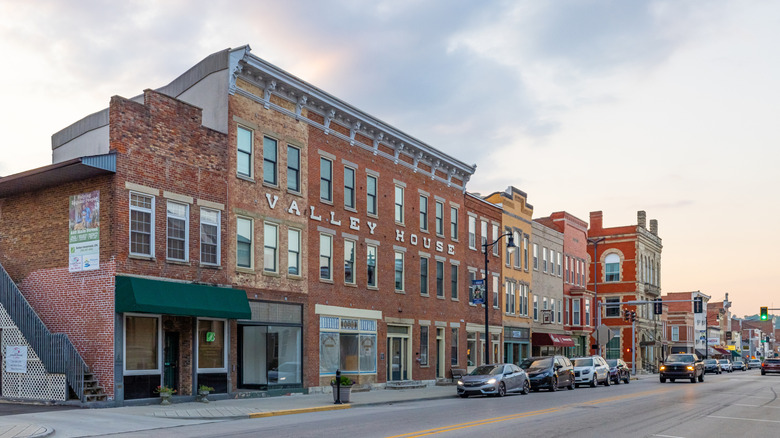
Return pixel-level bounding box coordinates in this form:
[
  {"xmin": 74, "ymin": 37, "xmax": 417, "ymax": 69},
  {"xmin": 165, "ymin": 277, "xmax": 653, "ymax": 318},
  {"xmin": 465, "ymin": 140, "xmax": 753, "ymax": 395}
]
[
  {"xmin": 263, "ymin": 136, "xmax": 277, "ymax": 185},
  {"xmin": 542, "ymin": 247, "xmax": 548, "ymax": 272},
  {"xmin": 200, "ymin": 208, "xmax": 220, "ymax": 266},
  {"xmin": 513, "ymin": 231, "xmax": 522, "ymax": 269},
  {"xmin": 130, "ymin": 192, "xmax": 154, "ymax": 257},
  {"xmin": 344, "ymin": 167, "xmax": 356, "ymax": 209},
  {"xmin": 533, "ymin": 295, "xmax": 538, "ymax": 321},
  {"xmin": 523, "ymin": 236, "xmax": 529, "ymax": 270},
  {"xmin": 450, "ymin": 207, "xmax": 458, "ymax": 240},
  {"xmin": 263, "ymin": 223, "xmax": 278, "ymax": 273},
  {"xmin": 480, "ymin": 220, "xmax": 488, "ymax": 250},
  {"xmin": 605, "ymin": 253, "xmax": 620, "ymax": 282},
  {"xmin": 533, "ymin": 243, "xmax": 539, "ymax": 270},
  {"xmin": 419, "ymin": 196, "xmax": 428, "ymax": 231},
  {"xmin": 288, "ymin": 228, "xmax": 300, "ymax": 276},
  {"xmin": 394, "ymin": 251, "xmax": 405, "ymax": 291},
  {"xmin": 671, "ymin": 326, "xmax": 679, "ymax": 341},
  {"xmin": 450, "ymin": 265, "xmax": 458, "ymax": 300},
  {"xmin": 492, "ymin": 224, "xmax": 499, "ymax": 256},
  {"xmin": 468, "ymin": 216, "xmax": 476, "ymax": 250},
  {"xmin": 367, "ymin": 245, "xmax": 377, "ymax": 287},
  {"xmin": 436, "ymin": 261, "xmax": 444, "ymax": 297},
  {"xmin": 394, "ymin": 186, "xmax": 404, "ymax": 224},
  {"xmin": 287, "ymin": 145, "xmax": 300, "ymax": 192},
  {"xmin": 565, "ymin": 256, "xmax": 569, "ymax": 283},
  {"xmin": 344, "ymin": 239, "xmax": 355, "ymax": 284},
  {"xmin": 493, "ymin": 275, "xmax": 499, "ymax": 309},
  {"xmin": 319, "ymin": 234, "xmax": 333, "ymax": 280},
  {"xmin": 166, "ymin": 201, "xmax": 188, "ymax": 262},
  {"xmin": 320, "ymin": 158, "xmax": 333, "ymax": 202},
  {"xmin": 237, "ymin": 126, "xmax": 253, "ymax": 178},
  {"xmin": 367, "ymin": 175, "xmax": 377, "ymax": 215},
  {"xmin": 605, "ymin": 297, "xmax": 620, "ymax": 317},
  {"xmin": 236, "ymin": 217, "xmax": 252, "ymax": 269},
  {"xmin": 557, "ymin": 252, "xmax": 562, "ymax": 276},
  {"xmin": 435, "ymin": 202, "xmax": 444, "ymax": 236},
  {"xmin": 420, "ymin": 257, "xmax": 429, "ymax": 295},
  {"xmin": 572, "ymin": 299, "xmax": 581, "ymax": 325}
]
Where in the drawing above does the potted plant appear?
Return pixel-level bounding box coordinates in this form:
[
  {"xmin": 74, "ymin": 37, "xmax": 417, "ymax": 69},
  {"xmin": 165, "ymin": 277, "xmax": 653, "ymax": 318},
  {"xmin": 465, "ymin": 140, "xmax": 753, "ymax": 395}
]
[
  {"xmin": 197, "ymin": 385, "xmax": 215, "ymax": 403},
  {"xmin": 330, "ymin": 376, "xmax": 354, "ymax": 403},
  {"xmin": 154, "ymin": 385, "xmax": 176, "ymax": 405}
]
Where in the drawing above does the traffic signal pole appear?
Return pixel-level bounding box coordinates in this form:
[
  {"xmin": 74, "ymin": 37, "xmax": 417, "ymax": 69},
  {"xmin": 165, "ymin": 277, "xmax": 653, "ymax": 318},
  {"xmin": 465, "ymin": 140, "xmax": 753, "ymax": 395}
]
[{"xmin": 632, "ymin": 316, "xmax": 637, "ymax": 375}]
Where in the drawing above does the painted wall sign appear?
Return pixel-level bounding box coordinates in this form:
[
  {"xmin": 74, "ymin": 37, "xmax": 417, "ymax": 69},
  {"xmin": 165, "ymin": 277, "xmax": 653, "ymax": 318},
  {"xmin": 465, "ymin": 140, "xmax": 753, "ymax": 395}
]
[
  {"xmin": 69, "ymin": 190, "xmax": 100, "ymax": 272},
  {"xmin": 6, "ymin": 346, "xmax": 28, "ymax": 373}
]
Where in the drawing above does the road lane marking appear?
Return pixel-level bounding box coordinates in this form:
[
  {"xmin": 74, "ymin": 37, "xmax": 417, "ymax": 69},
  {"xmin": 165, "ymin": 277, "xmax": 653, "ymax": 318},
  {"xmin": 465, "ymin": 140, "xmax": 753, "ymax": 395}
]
[
  {"xmin": 733, "ymin": 403, "xmax": 780, "ymax": 409},
  {"xmin": 386, "ymin": 387, "xmax": 674, "ymax": 437},
  {"xmin": 708, "ymin": 415, "xmax": 780, "ymax": 423},
  {"xmin": 652, "ymin": 435, "xmax": 686, "ymax": 438}
]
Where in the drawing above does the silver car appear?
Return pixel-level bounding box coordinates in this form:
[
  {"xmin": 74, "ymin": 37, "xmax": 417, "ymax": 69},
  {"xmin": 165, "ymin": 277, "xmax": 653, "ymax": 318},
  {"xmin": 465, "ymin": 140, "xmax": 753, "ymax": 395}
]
[
  {"xmin": 457, "ymin": 363, "xmax": 530, "ymax": 398},
  {"xmin": 718, "ymin": 359, "xmax": 733, "ymax": 373}
]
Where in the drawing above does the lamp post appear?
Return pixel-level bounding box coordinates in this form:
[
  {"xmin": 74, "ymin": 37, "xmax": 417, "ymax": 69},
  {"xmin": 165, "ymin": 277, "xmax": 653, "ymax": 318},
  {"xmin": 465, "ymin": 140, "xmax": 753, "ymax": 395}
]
[
  {"xmin": 482, "ymin": 233, "xmax": 517, "ymax": 365},
  {"xmin": 587, "ymin": 237, "xmax": 605, "ymax": 355}
]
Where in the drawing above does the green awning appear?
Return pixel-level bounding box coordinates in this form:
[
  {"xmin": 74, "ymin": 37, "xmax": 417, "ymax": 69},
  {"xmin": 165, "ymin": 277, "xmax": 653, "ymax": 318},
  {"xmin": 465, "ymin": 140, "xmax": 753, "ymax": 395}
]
[
  {"xmin": 731, "ymin": 349, "xmax": 742, "ymax": 358},
  {"xmin": 115, "ymin": 275, "xmax": 251, "ymax": 319}
]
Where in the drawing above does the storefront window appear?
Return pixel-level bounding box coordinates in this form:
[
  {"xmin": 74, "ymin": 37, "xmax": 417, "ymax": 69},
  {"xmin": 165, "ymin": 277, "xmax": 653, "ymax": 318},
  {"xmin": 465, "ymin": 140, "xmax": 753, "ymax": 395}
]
[
  {"xmin": 125, "ymin": 315, "xmax": 159, "ymax": 372},
  {"xmin": 198, "ymin": 319, "xmax": 225, "ymax": 370},
  {"xmin": 319, "ymin": 317, "xmax": 377, "ymax": 375}
]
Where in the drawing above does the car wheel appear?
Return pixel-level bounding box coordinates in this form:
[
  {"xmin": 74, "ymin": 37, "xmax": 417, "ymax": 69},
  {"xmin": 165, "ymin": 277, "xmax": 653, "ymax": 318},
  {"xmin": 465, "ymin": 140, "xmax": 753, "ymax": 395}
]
[
  {"xmin": 521, "ymin": 380, "xmax": 530, "ymax": 395},
  {"xmin": 497, "ymin": 382, "xmax": 506, "ymax": 397},
  {"xmin": 613, "ymin": 375, "xmax": 620, "ymax": 385},
  {"xmin": 604, "ymin": 374, "xmax": 611, "ymax": 386},
  {"xmin": 624, "ymin": 374, "xmax": 630, "ymax": 384},
  {"xmin": 551, "ymin": 377, "xmax": 558, "ymax": 392},
  {"xmin": 660, "ymin": 377, "xmax": 666, "ymax": 383},
  {"xmin": 459, "ymin": 394, "xmax": 468, "ymax": 398},
  {"xmin": 590, "ymin": 375, "xmax": 597, "ymax": 387}
]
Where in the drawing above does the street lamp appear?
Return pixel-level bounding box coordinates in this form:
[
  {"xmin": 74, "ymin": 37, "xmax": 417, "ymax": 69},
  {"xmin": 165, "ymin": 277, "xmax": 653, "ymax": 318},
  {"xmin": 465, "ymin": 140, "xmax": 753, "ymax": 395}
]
[
  {"xmin": 483, "ymin": 233, "xmax": 517, "ymax": 365},
  {"xmin": 587, "ymin": 237, "xmax": 605, "ymax": 355}
]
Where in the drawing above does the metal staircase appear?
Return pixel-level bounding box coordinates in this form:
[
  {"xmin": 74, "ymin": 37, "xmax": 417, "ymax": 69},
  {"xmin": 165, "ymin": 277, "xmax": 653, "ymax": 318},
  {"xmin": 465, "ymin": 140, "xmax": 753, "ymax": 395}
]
[{"xmin": 0, "ymin": 262, "xmax": 106, "ymax": 402}]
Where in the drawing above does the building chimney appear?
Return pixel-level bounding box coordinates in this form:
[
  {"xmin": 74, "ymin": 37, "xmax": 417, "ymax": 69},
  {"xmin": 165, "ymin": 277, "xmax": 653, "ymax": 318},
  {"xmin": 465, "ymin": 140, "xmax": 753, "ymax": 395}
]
[
  {"xmin": 650, "ymin": 219, "xmax": 658, "ymax": 235},
  {"xmin": 589, "ymin": 211, "xmax": 603, "ymax": 231},
  {"xmin": 637, "ymin": 211, "xmax": 646, "ymax": 228}
]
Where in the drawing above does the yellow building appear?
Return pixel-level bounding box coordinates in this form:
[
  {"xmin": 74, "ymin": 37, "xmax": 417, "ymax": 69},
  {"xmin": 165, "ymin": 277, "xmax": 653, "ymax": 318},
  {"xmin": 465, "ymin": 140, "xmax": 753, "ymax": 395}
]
[{"xmin": 484, "ymin": 187, "xmax": 534, "ymax": 364}]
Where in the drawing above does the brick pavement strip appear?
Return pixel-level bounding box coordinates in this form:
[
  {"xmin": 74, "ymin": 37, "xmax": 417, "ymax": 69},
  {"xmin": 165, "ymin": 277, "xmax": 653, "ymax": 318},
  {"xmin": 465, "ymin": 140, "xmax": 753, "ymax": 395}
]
[{"xmin": 0, "ymin": 424, "xmax": 53, "ymax": 438}]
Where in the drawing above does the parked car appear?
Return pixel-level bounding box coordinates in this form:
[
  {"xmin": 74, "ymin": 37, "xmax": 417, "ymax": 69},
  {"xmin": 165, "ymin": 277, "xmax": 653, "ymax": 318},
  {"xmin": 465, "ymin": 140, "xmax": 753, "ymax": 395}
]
[
  {"xmin": 659, "ymin": 353, "xmax": 704, "ymax": 383},
  {"xmin": 761, "ymin": 358, "xmax": 780, "ymax": 375},
  {"xmin": 703, "ymin": 359, "xmax": 722, "ymax": 374},
  {"xmin": 457, "ymin": 363, "xmax": 530, "ymax": 398},
  {"xmin": 732, "ymin": 360, "xmax": 747, "ymax": 371},
  {"xmin": 572, "ymin": 356, "xmax": 611, "ymax": 387},
  {"xmin": 718, "ymin": 359, "xmax": 733, "ymax": 373},
  {"xmin": 519, "ymin": 355, "xmax": 575, "ymax": 392},
  {"xmin": 748, "ymin": 359, "xmax": 762, "ymax": 369},
  {"xmin": 606, "ymin": 358, "xmax": 631, "ymax": 384}
]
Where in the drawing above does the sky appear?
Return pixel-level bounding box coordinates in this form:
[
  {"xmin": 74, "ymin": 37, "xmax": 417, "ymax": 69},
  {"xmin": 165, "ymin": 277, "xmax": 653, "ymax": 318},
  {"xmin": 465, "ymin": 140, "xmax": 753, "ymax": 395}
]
[{"xmin": 1, "ymin": 0, "xmax": 777, "ymax": 318}]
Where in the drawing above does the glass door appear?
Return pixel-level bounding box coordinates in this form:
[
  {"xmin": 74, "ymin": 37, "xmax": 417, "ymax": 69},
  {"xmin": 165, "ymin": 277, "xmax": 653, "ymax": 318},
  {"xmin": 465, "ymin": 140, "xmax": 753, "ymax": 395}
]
[{"xmin": 386, "ymin": 337, "xmax": 408, "ymax": 381}]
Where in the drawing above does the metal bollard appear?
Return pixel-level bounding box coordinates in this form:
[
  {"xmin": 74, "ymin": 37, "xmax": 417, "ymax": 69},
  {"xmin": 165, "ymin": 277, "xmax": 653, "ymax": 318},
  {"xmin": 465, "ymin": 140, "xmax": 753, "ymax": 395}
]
[{"xmin": 334, "ymin": 369, "xmax": 342, "ymax": 404}]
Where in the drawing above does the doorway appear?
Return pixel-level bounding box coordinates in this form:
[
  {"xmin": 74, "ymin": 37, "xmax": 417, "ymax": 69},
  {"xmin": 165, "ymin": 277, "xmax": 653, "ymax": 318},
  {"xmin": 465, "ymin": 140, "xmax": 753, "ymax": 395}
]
[
  {"xmin": 387, "ymin": 337, "xmax": 408, "ymax": 381},
  {"xmin": 163, "ymin": 332, "xmax": 179, "ymax": 391}
]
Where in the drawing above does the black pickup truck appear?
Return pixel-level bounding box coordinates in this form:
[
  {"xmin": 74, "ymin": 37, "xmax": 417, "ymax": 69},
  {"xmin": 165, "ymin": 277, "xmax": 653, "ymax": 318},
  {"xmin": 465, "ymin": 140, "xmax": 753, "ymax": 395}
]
[{"xmin": 659, "ymin": 353, "xmax": 704, "ymax": 383}]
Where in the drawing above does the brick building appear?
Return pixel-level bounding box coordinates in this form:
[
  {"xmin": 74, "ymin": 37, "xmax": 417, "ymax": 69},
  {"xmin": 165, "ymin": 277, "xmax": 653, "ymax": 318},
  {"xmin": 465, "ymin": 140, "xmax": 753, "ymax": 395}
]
[
  {"xmin": 529, "ymin": 220, "xmax": 569, "ymax": 356},
  {"xmin": 0, "ymin": 45, "xmax": 507, "ymax": 403},
  {"xmin": 587, "ymin": 210, "xmax": 663, "ymax": 371},
  {"xmin": 664, "ymin": 291, "xmax": 710, "ymax": 357}
]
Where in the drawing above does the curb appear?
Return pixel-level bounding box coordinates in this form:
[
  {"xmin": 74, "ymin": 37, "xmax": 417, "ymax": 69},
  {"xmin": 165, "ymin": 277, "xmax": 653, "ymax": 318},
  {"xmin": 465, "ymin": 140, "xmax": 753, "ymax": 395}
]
[
  {"xmin": 249, "ymin": 404, "xmax": 351, "ymax": 418},
  {"xmin": 0, "ymin": 424, "xmax": 54, "ymax": 438}
]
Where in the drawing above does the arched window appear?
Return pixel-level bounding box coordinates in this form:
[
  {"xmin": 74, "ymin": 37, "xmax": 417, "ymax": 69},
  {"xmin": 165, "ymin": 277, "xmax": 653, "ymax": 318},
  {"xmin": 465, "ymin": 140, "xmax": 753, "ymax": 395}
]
[{"xmin": 605, "ymin": 253, "xmax": 620, "ymax": 282}]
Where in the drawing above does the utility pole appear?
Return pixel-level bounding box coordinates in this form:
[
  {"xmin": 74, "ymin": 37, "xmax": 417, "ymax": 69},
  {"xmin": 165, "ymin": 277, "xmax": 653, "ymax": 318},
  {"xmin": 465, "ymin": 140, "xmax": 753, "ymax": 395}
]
[{"xmin": 587, "ymin": 237, "xmax": 606, "ymax": 356}]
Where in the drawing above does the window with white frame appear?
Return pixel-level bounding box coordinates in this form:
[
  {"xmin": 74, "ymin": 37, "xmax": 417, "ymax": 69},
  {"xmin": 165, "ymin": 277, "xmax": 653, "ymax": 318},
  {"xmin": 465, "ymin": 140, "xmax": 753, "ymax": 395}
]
[
  {"xmin": 130, "ymin": 192, "xmax": 154, "ymax": 257},
  {"xmin": 557, "ymin": 252, "xmax": 562, "ymax": 276},
  {"xmin": 573, "ymin": 299, "xmax": 581, "ymax": 325},
  {"xmin": 394, "ymin": 251, "xmax": 404, "ymax": 291},
  {"xmin": 263, "ymin": 223, "xmax": 278, "ymax": 273},
  {"xmin": 394, "ymin": 185, "xmax": 404, "ymax": 223},
  {"xmin": 533, "ymin": 243, "xmax": 539, "ymax": 270},
  {"xmin": 367, "ymin": 245, "xmax": 377, "ymax": 287},
  {"xmin": 606, "ymin": 297, "xmax": 620, "ymax": 317},
  {"xmin": 605, "ymin": 253, "xmax": 620, "ymax": 282},
  {"xmin": 671, "ymin": 326, "xmax": 679, "ymax": 341},
  {"xmin": 287, "ymin": 145, "xmax": 300, "ymax": 192},
  {"xmin": 468, "ymin": 216, "xmax": 476, "ymax": 249},
  {"xmin": 288, "ymin": 228, "xmax": 300, "ymax": 275},
  {"xmin": 551, "ymin": 299, "xmax": 556, "ymax": 324},
  {"xmin": 493, "ymin": 275, "xmax": 499, "ymax": 308},
  {"xmin": 435, "ymin": 201, "xmax": 444, "ymax": 236},
  {"xmin": 450, "ymin": 207, "xmax": 458, "ymax": 240},
  {"xmin": 576, "ymin": 259, "xmax": 581, "ymax": 285},
  {"xmin": 236, "ymin": 216, "xmax": 252, "ymax": 268},
  {"xmin": 480, "ymin": 220, "xmax": 488, "ymax": 251},
  {"xmin": 523, "ymin": 236, "xmax": 529, "ymax": 270},
  {"xmin": 344, "ymin": 240, "xmax": 356, "ymax": 284},
  {"xmin": 166, "ymin": 201, "xmax": 188, "ymax": 261},
  {"xmin": 557, "ymin": 300, "xmax": 562, "ymax": 324},
  {"xmin": 521, "ymin": 284, "xmax": 528, "ymax": 316},
  {"xmin": 320, "ymin": 234, "xmax": 333, "ymax": 280},
  {"xmin": 543, "ymin": 247, "xmax": 548, "ymax": 272},
  {"xmin": 320, "ymin": 157, "xmax": 333, "ymax": 202},
  {"xmin": 319, "ymin": 316, "xmax": 377, "ymax": 375},
  {"xmin": 197, "ymin": 318, "xmax": 226, "ymax": 371},
  {"xmin": 565, "ymin": 256, "xmax": 569, "ymax": 283},
  {"xmin": 263, "ymin": 136, "xmax": 278, "ymax": 185},
  {"xmin": 367, "ymin": 175, "xmax": 377, "ymax": 215},
  {"xmin": 585, "ymin": 299, "xmax": 591, "ymax": 326},
  {"xmin": 492, "ymin": 224, "xmax": 499, "ymax": 256},
  {"xmin": 200, "ymin": 208, "xmax": 220, "ymax": 266},
  {"xmin": 419, "ymin": 195, "xmax": 428, "ymax": 231},
  {"xmin": 533, "ymin": 295, "xmax": 538, "ymax": 321},
  {"xmin": 505, "ymin": 281, "xmax": 513, "ymax": 313},
  {"xmin": 344, "ymin": 167, "xmax": 356, "ymax": 209},
  {"xmin": 513, "ymin": 231, "xmax": 521, "ymax": 269},
  {"xmin": 237, "ymin": 125, "xmax": 253, "ymax": 178}
]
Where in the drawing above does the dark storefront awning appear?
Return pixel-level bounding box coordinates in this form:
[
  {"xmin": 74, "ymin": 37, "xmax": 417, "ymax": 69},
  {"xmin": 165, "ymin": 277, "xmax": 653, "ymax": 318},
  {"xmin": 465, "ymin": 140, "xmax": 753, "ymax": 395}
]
[
  {"xmin": 116, "ymin": 275, "xmax": 251, "ymax": 319},
  {"xmin": 532, "ymin": 332, "xmax": 575, "ymax": 347}
]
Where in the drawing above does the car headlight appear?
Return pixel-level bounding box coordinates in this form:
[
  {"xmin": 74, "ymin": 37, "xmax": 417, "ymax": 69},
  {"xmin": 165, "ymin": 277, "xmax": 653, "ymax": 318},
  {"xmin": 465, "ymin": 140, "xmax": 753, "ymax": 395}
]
[
  {"xmin": 457, "ymin": 380, "xmax": 463, "ymax": 385},
  {"xmin": 686, "ymin": 366, "xmax": 694, "ymax": 371},
  {"xmin": 659, "ymin": 366, "xmax": 666, "ymax": 371},
  {"xmin": 487, "ymin": 378, "xmax": 497, "ymax": 385},
  {"xmin": 582, "ymin": 369, "xmax": 590, "ymax": 374}
]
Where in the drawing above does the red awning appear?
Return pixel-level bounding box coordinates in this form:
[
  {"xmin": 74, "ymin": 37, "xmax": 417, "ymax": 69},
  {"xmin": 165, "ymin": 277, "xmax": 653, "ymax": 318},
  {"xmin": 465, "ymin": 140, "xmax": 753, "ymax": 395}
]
[
  {"xmin": 711, "ymin": 346, "xmax": 731, "ymax": 356},
  {"xmin": 532, "ymin": 332, "xmax": 575, "ymax": 347}
]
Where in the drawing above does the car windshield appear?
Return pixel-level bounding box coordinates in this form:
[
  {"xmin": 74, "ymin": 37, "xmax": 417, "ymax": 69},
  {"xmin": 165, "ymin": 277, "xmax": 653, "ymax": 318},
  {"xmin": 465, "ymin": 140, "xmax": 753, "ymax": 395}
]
[
  {"xmin": 704, "ymin": 359, "xmax": 717, "ymax": 364},
  {"xmin": 766, "ymin": 359, "xmax": 780, "ymax": 363},
  {"xmin": 606, "ymin": 359, "xmax": 618, "ymax": 367},
  {"xmin": 734, "ymin": 361, "xmax": 743, "ymax": 364},
  {"xmin": 520, "ymin": 358, "xmax": 552, "ymax": 369},
  {"xmin": 719, "ymin": 360, "xmax": 729, "ymax": 364},
  {"xmin": 666, "ymin": 354, "xmax": 693, "ymax": 362},
  {"xmin": 469, "ymin": 365, "xmax": 503, "ymax": 376},
  {"xmin": 574, "ymin": 358, "xmax": 593, "ymax": 367}
]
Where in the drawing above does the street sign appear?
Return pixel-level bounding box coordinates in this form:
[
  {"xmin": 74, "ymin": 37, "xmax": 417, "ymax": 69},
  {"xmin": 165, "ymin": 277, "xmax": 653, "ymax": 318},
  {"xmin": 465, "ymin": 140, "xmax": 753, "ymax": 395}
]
[{"xmin": 596, "ymin": 325, "xmax": 612, "ymax": 345}]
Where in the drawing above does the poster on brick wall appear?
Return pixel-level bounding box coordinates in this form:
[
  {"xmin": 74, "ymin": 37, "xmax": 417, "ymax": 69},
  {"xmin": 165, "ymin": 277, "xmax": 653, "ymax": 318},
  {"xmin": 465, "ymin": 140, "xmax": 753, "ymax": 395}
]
[{"xmin": 69, "ymin": 190, "xmax": 100, "ymax": 272}]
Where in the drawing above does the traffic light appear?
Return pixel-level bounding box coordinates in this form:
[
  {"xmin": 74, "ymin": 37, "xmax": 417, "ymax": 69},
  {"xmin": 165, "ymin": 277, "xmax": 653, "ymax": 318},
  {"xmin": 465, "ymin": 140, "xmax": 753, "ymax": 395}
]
[
  {"xmin": 760, "ymin": 307, "xmax": 768, "ymax": 321},
  {"xmin": 624, "ymin": 310, "xmax": 630, "ymax": 321},
  {"xmin": 694, "ymin": 296, "xmax": 703, "ymax": 314},
  {"xmin": 630, "ymin": 310, "xmax": 637, "ymax": 322},
  {"xmin": 654, "ymin": 299, "xmax": 663, "ymax": 315}
]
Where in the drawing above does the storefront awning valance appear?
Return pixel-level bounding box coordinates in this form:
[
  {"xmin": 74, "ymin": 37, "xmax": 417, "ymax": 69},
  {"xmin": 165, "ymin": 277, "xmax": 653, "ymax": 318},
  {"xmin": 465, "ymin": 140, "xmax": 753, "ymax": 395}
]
[
  {"xmin": 532, "ymin": 332, "xmax": 575, "ymax": 347},
  {"xmin": 115, "ymin": 275, "xmax": 251, "ymax": 319}
]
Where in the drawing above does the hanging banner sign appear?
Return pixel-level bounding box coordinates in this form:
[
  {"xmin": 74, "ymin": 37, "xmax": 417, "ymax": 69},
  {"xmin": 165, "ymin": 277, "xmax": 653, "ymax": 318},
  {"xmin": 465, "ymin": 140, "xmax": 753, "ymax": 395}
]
[{"xmin": 69, "ymin": 191, "xmax": 100, "ymax": 272}]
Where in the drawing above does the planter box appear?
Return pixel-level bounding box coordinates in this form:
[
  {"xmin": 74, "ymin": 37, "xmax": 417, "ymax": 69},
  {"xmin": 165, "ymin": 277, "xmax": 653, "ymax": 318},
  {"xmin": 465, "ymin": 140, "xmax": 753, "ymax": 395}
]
[{"xmin": 331, "ymin": 385, "xmax": 353, "ymax": 403}]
